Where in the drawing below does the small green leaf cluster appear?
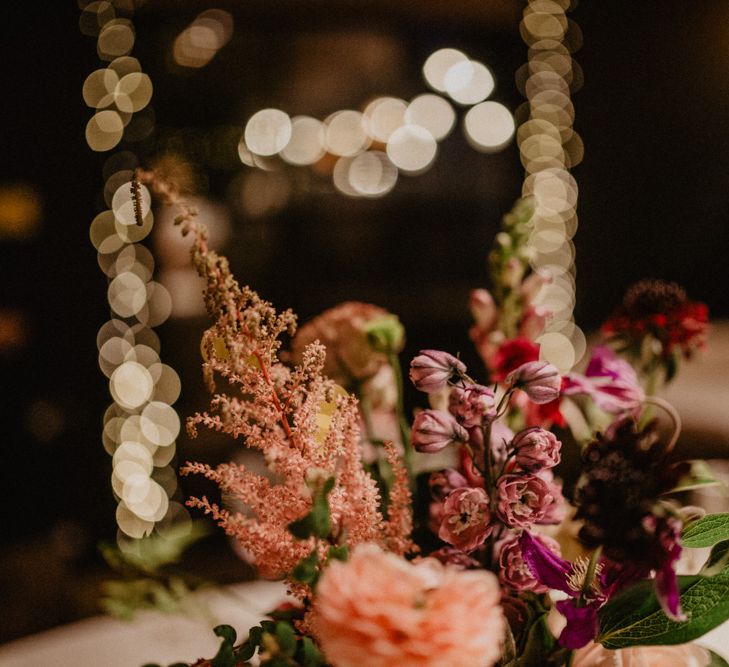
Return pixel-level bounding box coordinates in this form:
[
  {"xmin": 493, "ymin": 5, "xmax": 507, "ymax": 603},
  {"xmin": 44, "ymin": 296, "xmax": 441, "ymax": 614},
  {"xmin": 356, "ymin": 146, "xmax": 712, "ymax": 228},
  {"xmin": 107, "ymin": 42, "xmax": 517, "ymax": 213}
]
[{"xmin": 288, "ymin": 477, "xmax": 336, "ymax": 541}]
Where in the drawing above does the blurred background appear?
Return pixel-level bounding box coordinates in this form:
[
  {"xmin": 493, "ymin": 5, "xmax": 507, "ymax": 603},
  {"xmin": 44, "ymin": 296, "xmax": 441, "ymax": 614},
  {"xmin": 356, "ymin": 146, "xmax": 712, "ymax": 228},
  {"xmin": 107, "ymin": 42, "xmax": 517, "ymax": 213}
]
[{"xmin": 1, "ymin": 0, "xmax": 729, "ymax": 644}]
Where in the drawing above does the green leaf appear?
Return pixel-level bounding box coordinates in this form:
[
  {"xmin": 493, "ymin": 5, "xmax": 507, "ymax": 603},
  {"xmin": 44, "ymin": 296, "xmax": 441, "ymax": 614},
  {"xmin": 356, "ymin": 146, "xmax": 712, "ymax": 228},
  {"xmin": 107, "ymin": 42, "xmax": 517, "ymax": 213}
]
[
  {"xmin": 597, "ymin": 570, "xmax": 729, "ymax": 648},
  {"xmin": 211, "ymin": 625, "xmax": 238, "ymax": 667},
  {"xmin": 213, "ymin": 625, "xmax": 237, "ymax": 644},
  {"xmin": 275, "ymin": 621, "xmax": 296, "ymax": 656},
  {"xmin": 701, "ymin": 540, "xmax": 729, "ymax": 576},
  {"xmin": 298, "ymin": 636, "xmax": 324, "ymax": 667},
  {"xmin": 709, "ymin": 650, "xmax": 729, "ymax": 667},
  {"xmin": 308, "ymin": 497, "xmax": 332, "ymax": 539},
  {"xmin": 668, "ymin": 461, "xmax": 724, "ymax": 495},
  {"xmin": 292, "ymin": 549, "xmax": 320, "ymax": 586},
  {"xmin": 518, "ymin": 613, "xmax": 556, "ymax": 667},
  {"xmin": 326, "ymin": 544, "xmax": 348, "ymax": 563},
  {"xmin": 683, "ymin": 513, "xmax": 729, "ymax": 548}
]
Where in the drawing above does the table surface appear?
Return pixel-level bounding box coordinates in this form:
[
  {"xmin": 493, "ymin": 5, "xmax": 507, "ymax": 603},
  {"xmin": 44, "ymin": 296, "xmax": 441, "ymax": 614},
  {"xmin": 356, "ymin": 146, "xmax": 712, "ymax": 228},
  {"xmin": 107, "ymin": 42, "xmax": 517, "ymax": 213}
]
[{"xmin": 0, "ymin": 579, "xmax": 728, "ymax": 667}]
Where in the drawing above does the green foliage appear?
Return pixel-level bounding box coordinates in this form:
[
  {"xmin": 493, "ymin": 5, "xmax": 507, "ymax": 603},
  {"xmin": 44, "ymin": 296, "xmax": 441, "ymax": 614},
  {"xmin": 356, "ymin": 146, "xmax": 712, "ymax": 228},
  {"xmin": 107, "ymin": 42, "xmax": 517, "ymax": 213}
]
[
  {"xmin": 597, "ymin": 541, "xmax": 729, "ymax": 648},
  {"xmin": 99, "ymin": 522, "xmax": 211, "ymax": 620},
  {"xmin": 292, "ymin": 549, "xmax": 320, "ymax": 587},
  {"xmin": 364, "ymin": 314, "xmax": 405, "ymax": 354},
  {"xmin": 288, "ymin": 477, "xmax": 335, "ymax": 540},
  {"xmin": 668, "ymin": 461, "xmax": 724, "ymax": 495},
  {"xmin": 682, "ymin": 513, "xmax": 729, "ymax": 548}
]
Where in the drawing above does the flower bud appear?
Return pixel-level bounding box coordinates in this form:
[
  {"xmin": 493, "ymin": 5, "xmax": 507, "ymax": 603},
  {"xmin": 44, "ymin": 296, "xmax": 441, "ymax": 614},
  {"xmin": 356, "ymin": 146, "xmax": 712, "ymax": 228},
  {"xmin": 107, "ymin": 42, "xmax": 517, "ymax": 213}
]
[
  {"xmin": 448, "ymin": 383, "xmax": 496, "ymax": 427},
  {"xmin": 506, "ymin": 360, "xmax": 561, "ymax": 404},
  {"xmin": 511, "ymin": 427, "xmax": 561, "ymax": 471},
  {"xmin": 411, "ymin": 409, "xmax": 469, "ymax": 453},
  {"xmin": 363, "ymin": 314, "xmax": 405, "ymax": 354},
  {"xmin": 469, "ymin": 289, "xmax": 498, "ymax": 329},
  {"xmin": 409, "ymin": 350, "xmax": 466, "ymax": 393}
]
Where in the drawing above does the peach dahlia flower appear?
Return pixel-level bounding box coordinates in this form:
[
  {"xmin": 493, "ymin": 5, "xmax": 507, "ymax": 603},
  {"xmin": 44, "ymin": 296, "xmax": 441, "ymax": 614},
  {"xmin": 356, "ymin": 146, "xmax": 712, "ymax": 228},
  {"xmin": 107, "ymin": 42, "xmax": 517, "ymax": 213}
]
[{"xmin": 314, "ymin": 543, "xmax": 504, "ymax": 667}]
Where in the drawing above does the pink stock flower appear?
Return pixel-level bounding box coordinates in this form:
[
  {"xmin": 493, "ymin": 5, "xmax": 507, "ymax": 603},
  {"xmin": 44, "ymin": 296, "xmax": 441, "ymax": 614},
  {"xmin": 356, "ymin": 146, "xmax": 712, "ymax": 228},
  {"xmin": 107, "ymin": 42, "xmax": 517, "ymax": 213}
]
[
  {"xmin": 498, "ymin": 533, "xmax": 562, "ymax": 593},
  {"xmin": 572, "ymin": 642, "xmax": 710, "ymax": 667},
  {"xmin": 314, "ymin": 544, "xmax": 505, "ymax": 667},
  {"xmin": 411, "ymin": 409, "xmax": 469, "ymax": 453},
  {"xmin": 448, "ymin": 383, "xmax": 496, "ymax": 427},
  {"xmin": 535, "ymin": 469, "xmax": 567, "ymax": 525},
  {"xmin": 429, "ymin": 469, "xmax": 468, "ymax": 500},
  {"xmin": 439, "ymin": 486, "xmax": 493, "ymax": 552},
  {"xmin": 409, "ymin": 350, "xmax": 466, "ymax": 393},
  {"xmin": 496, "ymin": 473, "xmax": 553, "ymax": 528},
  {"xmin": 428, "ymin": 546, "xmax": 481, "ymax": 569},
  {"xmin": 507, "ymin": 360, "xmax": 561, "ymax": 404},
  {"xmin": 512, "ymin": 427, "xmax": 562, "ymax": 471}
]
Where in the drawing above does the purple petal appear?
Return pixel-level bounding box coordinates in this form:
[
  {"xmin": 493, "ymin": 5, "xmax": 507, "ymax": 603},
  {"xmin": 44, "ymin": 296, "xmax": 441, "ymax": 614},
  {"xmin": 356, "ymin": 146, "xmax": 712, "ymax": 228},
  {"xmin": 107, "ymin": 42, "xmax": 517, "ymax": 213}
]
[
  {"xmin": 655, "ymin": 559, "xmax": 686, "ymax": 622},
  {"xmin": 519, "ymin": 530, "xmax": 574, "ymax": 595},
  {"xmin": 555, "ymin": 599, "xmax": 600, "ymax": 649}
]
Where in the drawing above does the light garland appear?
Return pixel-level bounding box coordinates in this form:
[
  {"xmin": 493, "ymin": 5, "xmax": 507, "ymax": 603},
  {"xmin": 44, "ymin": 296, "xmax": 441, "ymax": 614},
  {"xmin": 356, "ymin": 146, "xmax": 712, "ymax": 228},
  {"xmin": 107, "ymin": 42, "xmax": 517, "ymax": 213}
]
[
  {"xmin": 81, "ymin": 0, "xmax": 190, "ymax": 548},
  {"xmin": 517, "ymin": 0, "xmax": 586, "ymax": 372},
  {"xmin": 239, "ymin": 47, "xmax": 516, "ymax": 199}
]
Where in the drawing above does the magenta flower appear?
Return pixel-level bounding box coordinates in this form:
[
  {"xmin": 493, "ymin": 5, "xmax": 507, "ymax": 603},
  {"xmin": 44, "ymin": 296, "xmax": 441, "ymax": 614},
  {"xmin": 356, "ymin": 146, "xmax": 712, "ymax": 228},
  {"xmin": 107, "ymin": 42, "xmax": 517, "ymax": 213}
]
[
  {"xmin": 439, "ymin": 486, "xmax": 493, "ymax": 553},
  {"xmin": 511, "ymin": 427, "xmax": 561, "ymax": 471},
  {"xmin": 498, "ymin": 533, "xmax": 561, "ymax": 593},
  {"xmin": 519, "ymin": 531, "xmax": 611, "ymax": 649},
  {"xmin": 519, "ymin": 530, "xmax": 680, "ymax": 650},
  {"xmin": 409, "ymin": 350, "xmax": 466, "ymax": 393},
  {"xmin": 495, "ymin": 473, "xmax": 553, "ymax": 528},
  {"xmin": 411, "ymin": 409, "xmax": 469, "ymax": 453},
  {"xmin": 563, "ymin": 346, "xmax": 644, "ymax": 414},
  {"xmin": 506, "ymin": 360, "xmax": 561, "ymax": 404},
  {"xmin": 449, "ymin": 383, "xmax": 496, "ymax": 427}
]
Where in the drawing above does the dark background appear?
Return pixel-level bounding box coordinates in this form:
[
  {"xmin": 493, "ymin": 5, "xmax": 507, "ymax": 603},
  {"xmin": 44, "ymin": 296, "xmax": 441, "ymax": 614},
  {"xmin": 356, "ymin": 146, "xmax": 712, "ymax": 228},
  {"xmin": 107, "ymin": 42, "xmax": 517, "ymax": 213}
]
[{"xmin": 1, "ymin": 0, "xmax": 728, "ymax": 641}]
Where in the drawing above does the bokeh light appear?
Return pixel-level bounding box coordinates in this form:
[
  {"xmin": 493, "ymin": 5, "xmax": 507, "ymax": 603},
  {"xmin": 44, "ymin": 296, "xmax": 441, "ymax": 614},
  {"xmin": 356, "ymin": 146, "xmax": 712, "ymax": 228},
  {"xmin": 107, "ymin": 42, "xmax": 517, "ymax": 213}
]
[
  {"xmin": 463, "ymin": 102, "xmax": 515, "ymax": 152},
  {"xmin": 423, "ymin": 48, "xmax": 468, "ymax": 92},
  {"xmin": 324, "ymin": 110, "xmax": 371, "ymax": 157},
  {"xmin": 347, "ymin": 151, "xmax": 398, "ymax": 197},
  {"xmin": 280, "ymin": 116, "xmax": 326, "ymax": 165},
  {"xmin": 244, "ymin": 109, "xmax": 292, "ymax": 157},
  {"xmin": 86, "ymin": 109, "xmax": 124, "ymax": 151},
  {"xmin": 405, "ymin": 94, "xmax": 456, "ymax": 141},
  {"xmin": 386, "ymin": 124, "xmax": 437, "ymax": 174},
  {"xmin": 363, "ymin": 97, "xmax": 407, "ymax": 143},
  {"xmin": 443, "ymin": 60, "xmax": 495, "ymax": 105}
]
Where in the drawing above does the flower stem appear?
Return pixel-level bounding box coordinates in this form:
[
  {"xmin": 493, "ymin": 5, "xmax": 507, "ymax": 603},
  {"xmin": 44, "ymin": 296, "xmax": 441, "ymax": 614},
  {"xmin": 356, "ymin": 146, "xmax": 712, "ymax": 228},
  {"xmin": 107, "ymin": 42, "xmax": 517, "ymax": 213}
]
[{"xmin": 388, "ymin": 352, "xmax": 413, "ymax": 478}]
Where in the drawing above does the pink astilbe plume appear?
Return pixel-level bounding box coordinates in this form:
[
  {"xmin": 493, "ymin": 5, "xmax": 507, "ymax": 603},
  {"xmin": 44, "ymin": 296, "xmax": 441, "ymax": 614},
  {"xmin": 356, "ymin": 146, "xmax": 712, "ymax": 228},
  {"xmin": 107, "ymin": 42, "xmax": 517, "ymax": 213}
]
[{"xmin": 138, "ymin": 167, "xmax": 414, "ymax": 593}]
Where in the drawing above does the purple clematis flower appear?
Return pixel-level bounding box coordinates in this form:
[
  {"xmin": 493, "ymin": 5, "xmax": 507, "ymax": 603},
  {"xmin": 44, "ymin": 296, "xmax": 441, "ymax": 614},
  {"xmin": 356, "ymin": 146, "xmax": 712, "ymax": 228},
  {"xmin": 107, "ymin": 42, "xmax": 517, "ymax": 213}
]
[{"xmin": 519, "ymin": 531, "xmax": 642, "ymax": 649}]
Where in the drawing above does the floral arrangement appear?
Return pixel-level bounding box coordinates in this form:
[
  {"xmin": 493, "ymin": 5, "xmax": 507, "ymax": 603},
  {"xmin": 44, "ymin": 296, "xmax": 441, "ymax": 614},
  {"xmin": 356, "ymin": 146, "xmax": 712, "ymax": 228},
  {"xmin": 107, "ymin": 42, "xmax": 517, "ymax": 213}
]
[{"xmin": 138, "ymin": 170, "xmax": 725, "ymax": 667}]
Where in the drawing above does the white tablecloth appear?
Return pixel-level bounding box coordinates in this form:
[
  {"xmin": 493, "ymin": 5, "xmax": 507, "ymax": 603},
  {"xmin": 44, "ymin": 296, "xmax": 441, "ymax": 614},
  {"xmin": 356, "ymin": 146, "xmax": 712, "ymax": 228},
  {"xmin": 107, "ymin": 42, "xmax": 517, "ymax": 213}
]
[{"xmin": 1, "ymin": 580, "xmax": 728, "ymax": 666}]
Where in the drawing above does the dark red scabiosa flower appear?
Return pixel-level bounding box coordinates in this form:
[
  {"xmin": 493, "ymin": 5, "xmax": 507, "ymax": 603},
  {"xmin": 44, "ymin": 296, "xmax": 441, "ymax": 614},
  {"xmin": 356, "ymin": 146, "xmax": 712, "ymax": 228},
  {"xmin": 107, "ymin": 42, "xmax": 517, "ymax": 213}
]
[
  {"xmin": 601, "ymin": 279, "xmax": 708, "ymax": 362},
  {"xmin": 573, "ymin": 418, "xmax": 688, "ymax": 621}
]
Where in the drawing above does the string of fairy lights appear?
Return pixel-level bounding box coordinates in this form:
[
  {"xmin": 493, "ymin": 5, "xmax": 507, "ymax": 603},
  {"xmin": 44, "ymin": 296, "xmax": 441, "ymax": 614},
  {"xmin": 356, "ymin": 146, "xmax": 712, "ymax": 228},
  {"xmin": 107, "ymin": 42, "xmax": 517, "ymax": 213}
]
[
  {"xmin": 517, "ymin": 0, "xmax": 586, "ymax": 372},
  {"xmin": 238, "ymin": 47, "xmax": 517, "ymax": 199},
  {"xmin": 81, "ymin": 0, "xmax": 190, "ymax": 547}
]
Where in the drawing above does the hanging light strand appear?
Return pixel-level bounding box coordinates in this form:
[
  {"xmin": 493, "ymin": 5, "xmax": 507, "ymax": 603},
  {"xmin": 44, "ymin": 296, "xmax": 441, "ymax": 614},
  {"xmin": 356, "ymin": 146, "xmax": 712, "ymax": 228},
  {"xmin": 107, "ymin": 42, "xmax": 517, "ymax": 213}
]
[
  {"xmin": 517, "ymin": 0, "xmax": 586, "ymax": 372},
  {"xmin": 80, "ymin": 0, "xmax": 191, "ymax": 550}
]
